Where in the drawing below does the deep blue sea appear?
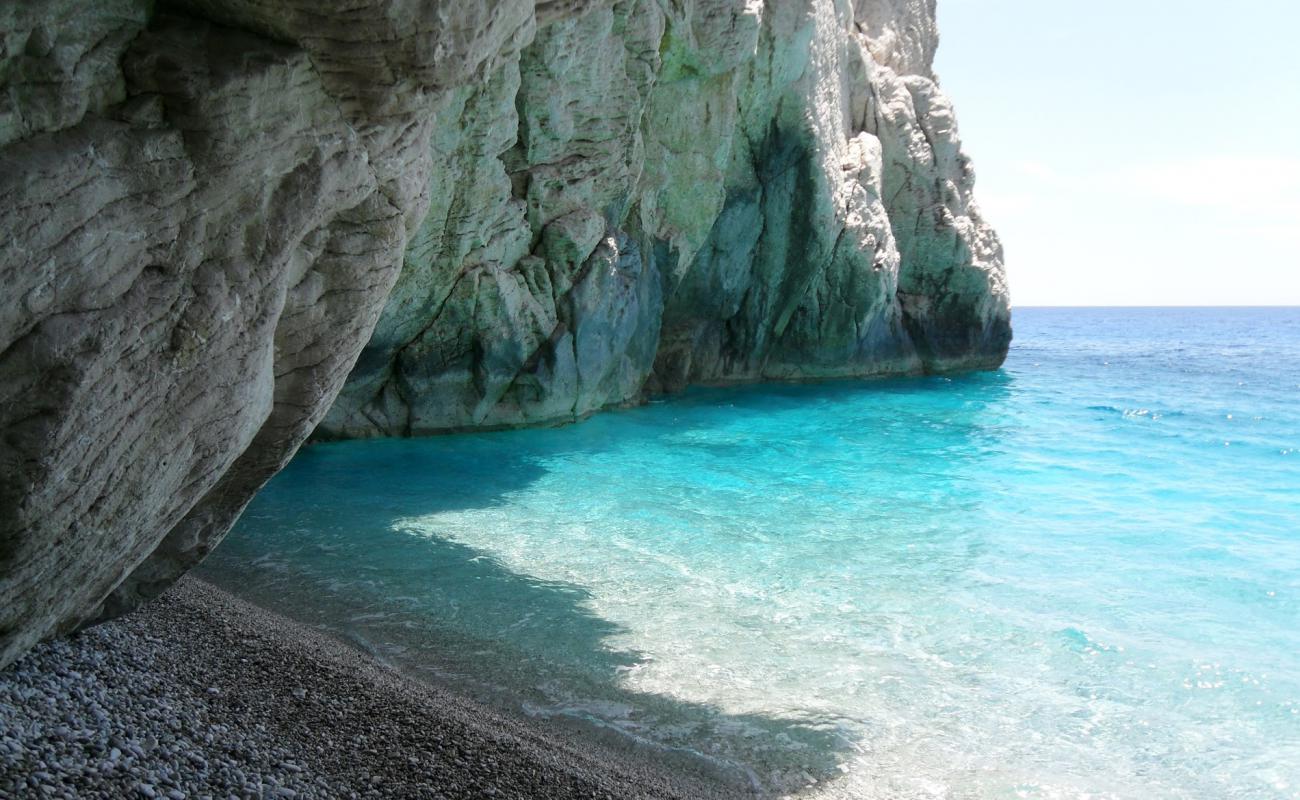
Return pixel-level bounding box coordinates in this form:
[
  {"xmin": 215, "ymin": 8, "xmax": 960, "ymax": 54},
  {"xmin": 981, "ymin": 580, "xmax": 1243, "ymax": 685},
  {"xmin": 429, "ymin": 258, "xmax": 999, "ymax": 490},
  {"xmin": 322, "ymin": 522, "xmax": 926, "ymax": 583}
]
[{"xmin": 202, "ymin": 308, "xmax": 1300, "ymax": 798}]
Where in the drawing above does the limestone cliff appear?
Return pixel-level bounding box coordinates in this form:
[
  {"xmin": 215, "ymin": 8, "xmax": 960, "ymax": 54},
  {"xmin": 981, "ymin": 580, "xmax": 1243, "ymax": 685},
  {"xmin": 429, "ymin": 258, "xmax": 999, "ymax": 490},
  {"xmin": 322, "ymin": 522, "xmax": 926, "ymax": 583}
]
[
  {"xmin": 0, "ymin": 0, "xmax": 1008, "ymax": 666},
  {"xmin": 320, "ymin": 0, "xmax": 1010, "ymax": 437}
]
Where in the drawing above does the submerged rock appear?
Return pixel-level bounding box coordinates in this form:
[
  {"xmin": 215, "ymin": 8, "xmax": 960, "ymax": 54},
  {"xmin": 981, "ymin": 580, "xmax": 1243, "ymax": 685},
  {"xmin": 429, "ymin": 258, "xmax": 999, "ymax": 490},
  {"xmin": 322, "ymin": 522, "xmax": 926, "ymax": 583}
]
[{"xmin": 0, "ymin": 0, "xmax": 1008, "ymax": 665}]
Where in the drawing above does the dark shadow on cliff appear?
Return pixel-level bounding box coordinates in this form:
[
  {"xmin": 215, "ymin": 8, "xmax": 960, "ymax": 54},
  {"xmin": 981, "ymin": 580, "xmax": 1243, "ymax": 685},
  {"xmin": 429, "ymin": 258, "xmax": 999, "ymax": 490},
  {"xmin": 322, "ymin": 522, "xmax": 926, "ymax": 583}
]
[{"xmin": 200, "ymin": 371, "xmax": 1015, "ymax": 795}]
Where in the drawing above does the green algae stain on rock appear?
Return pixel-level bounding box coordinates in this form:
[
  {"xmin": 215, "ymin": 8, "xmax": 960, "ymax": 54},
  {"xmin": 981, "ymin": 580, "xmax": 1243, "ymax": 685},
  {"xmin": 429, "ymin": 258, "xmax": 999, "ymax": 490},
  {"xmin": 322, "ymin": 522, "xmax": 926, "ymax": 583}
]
[{"xmin": 322, "ymin": 0, "xmax": 1010, "ymax": 439}]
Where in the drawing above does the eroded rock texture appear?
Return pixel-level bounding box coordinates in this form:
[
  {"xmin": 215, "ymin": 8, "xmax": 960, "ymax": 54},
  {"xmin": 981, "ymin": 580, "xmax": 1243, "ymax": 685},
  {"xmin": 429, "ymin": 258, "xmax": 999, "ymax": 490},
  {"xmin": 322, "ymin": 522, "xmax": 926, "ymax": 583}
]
[
  {"xmin": 321, "ymin": 0, "xmax": 1009, "ymax": 437},
  {"xmin": 0, "ymin": 0, "xmax": 1007, "ymax": 666}
]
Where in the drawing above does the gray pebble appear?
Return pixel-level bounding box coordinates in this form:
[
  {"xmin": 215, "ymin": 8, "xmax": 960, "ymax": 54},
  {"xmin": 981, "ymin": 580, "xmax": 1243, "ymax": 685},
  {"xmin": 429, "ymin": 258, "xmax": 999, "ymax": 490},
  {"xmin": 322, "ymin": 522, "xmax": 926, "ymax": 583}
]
[{"xmin": 0, "ymin": 579, "xmax": 715, "ymax": 800}]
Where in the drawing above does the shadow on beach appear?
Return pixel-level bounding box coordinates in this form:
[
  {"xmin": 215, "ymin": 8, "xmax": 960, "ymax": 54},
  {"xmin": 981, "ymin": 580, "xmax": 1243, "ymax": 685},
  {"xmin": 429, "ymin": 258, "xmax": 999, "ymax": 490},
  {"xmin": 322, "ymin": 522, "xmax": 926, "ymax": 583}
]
[{"xmin": 199, "ymin": 373, "xmax": 1014, "ymax": 796}]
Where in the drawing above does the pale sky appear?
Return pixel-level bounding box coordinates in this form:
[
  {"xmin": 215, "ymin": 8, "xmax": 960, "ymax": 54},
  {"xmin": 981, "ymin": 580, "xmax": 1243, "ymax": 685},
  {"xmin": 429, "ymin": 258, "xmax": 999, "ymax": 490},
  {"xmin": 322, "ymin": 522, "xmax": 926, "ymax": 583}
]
[{"xmin": 933, "ymin": 0, "xmax": 1300, "ymax": 306}]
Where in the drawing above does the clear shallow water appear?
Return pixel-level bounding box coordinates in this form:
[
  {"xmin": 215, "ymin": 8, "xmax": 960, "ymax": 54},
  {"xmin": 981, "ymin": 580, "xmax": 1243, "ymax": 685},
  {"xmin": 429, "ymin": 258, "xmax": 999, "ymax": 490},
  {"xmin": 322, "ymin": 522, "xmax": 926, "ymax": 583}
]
[{"xmin": 202, "ymin": 308, "xmax": 1300, "ymax": 798}]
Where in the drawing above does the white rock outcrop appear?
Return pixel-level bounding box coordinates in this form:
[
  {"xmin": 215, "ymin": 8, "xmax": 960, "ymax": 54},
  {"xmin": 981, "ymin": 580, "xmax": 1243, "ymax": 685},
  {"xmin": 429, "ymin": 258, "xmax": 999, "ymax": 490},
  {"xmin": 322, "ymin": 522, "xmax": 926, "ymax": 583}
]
[
  {"xmin": 320, "ymin": 0, "xmax": 1009, "ymax": 436},
  {"xmin": 0, "ymin": 0, "xmax": 1008, "ymax": 666}
]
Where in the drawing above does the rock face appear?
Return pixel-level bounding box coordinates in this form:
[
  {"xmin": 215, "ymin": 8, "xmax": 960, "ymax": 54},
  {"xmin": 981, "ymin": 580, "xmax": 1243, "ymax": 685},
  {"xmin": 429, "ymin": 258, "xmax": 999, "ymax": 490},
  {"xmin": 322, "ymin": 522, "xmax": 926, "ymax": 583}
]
[
  {"xmin": 320, "ymin": 0, "xmax": 1010, "ymax": 437},
  {"xmin": 0, "ymin": 0, "xmax": 1008, "ymax": 666}
]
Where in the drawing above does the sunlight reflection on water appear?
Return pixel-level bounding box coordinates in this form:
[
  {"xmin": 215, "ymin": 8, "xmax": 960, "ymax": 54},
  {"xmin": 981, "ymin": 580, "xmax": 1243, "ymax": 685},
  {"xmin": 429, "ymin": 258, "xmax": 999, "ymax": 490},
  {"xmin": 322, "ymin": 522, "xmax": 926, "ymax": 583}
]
[{"xmin": 204, "ymin": 308, "xmax": 1300, "ymax": 799}]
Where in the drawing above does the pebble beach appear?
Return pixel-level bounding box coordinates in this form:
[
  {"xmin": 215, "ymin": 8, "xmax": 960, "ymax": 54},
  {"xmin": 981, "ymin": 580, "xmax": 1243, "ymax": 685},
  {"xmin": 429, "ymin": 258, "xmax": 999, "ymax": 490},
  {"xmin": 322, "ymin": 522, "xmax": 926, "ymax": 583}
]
[{"xmin": 0, "ymin": 578, "xmax": 733, "ymax": 800}]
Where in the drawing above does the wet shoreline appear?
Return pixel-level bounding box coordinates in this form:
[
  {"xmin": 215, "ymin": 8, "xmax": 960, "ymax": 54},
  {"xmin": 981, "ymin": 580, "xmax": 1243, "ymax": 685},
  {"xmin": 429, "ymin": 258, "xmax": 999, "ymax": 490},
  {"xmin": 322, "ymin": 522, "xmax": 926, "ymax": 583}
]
[{"xmin": 0, "ymin": 577, "xmax": 737, "ymax": 799}]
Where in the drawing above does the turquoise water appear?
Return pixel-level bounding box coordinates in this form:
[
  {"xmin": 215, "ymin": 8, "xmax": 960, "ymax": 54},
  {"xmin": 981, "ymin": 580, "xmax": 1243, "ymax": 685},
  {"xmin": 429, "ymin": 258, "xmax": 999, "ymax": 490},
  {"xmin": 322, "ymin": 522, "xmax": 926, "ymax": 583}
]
[{"xmin": 202, "ymin": 308, "xmax": 1300, "ymax": 798}]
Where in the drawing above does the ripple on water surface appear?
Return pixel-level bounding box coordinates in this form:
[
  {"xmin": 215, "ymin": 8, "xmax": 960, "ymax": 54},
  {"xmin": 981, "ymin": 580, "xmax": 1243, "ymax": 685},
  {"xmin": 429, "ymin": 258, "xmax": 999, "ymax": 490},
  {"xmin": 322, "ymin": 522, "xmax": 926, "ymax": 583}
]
[{"xmin": 203, "ymin": 307, "xmax": 1300, "ymax": 798}]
